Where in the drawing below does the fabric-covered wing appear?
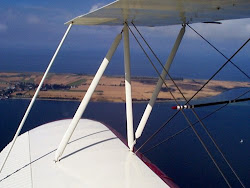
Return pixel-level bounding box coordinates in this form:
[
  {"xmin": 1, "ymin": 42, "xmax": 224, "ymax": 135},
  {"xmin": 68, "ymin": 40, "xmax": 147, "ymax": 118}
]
[{"xmin": 66, "ymin": 0, "xmax": 250, "ymax": 26}]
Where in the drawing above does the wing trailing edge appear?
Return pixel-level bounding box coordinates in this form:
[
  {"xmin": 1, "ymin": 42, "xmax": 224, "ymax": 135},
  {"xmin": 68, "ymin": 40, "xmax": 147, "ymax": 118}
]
[{"xmin": 66, "ymin": 0, "xmax": 250, "ymax": 27}]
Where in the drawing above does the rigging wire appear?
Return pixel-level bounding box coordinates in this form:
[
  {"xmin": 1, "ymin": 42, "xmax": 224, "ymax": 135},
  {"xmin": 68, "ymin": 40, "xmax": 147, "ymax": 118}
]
[
  {"xmin": 132, "ymin": 23, "xmax": 250, "ymax": 187},
  {"xmin": 132, "ymin": 22, "xmax": 250, "ymax": 105},
  {"xmin": 131, "ymin": 23, "xmax": 249, "ymax": 187},
  {"xmin": 187, "ymin": 24, "xmax": 250, "ymax": 80},
  {"xmin": 133, "ymin": 23, "xmax": 250, "ymax": 157},
  {"xmin": 184, "ymin": 37, "xmax": 249, "ymax": 104},
  {"xmin": 142, "ymin": 89, "xmax": 250, "ymax": 154},
  {"xmin": 133, "ymin": 21, "xmax": 249, "ymax": 150},
  {"xmin": 126, "ymin": 23, "xmax": 232, "ymax": 188}
]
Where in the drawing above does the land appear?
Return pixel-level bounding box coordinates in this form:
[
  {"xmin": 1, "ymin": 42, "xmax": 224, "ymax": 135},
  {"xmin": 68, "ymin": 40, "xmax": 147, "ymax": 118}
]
[{"xmin": 0, "ymin": 72, "xmax": 249, "ymax": 102}]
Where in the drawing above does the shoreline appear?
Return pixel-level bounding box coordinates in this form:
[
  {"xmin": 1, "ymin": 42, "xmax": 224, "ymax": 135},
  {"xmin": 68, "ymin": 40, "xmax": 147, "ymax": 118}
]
[
  {"xmin": 3, "ymin": 87, "xmax": 249, "ymax": 104},
  {"xmin": 1, "ymin": 71, "xmax": 250, "ymax": 82},
  {"xmin": 5, "ymin": 96, "xmax": 173, "ymax": 103},
  {"xmin": 1, "ymin": 72, "xmax": 249, "ymax": 103}
]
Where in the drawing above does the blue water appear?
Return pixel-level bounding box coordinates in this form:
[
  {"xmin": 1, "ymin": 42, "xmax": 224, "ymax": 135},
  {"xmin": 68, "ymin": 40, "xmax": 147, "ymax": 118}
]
[
  {"xmin": 0, "ymin": 88, "xmax": 249, "ymax": 187},
  {"xmin": 0, "ymin": 47, "xmax": 249, "ymax": 81},
  {"xmin": 0, "ymin": 44, "xmax": 249, "ymax": 187}
]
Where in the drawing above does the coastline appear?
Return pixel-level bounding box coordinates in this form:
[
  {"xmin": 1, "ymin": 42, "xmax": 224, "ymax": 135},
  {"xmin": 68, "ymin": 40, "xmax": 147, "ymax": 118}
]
[
  {"xmin": 1, "ymin": 72, "xmax": 249, "ymax": 103},
  {"xmin": 5, "ymin": 87, "xmax": 249, "ymax": 104}
]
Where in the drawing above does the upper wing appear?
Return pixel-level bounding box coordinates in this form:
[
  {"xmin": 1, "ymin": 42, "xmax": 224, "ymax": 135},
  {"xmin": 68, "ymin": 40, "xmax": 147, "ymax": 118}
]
[{"xmin": 66, "ymin": 0, "xmax": 250, "ymax": 26}]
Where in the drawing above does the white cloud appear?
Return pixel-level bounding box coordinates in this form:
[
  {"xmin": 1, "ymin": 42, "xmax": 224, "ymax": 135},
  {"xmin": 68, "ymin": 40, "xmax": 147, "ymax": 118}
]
[
  {"xmin": 89, "ymin": 3, "xmax": 104, "ymax": 12},
  {"xmin": 0, "ymin": 23, "xmax": 7, "ymax": 32},
  {"xmin": 27, "ymin": 15, "xmax": 41, "ymax": 24}
]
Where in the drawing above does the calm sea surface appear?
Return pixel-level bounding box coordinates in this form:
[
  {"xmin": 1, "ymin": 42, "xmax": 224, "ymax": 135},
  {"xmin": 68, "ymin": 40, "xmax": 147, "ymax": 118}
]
[
  {"xmin": 1, "ymin": 48, "xmax": 250, "ymax": 81},
  {"xmin": 1, "ymin": 26, "xmax": 249, "ymax": 187},
  {"xmin": 0, "ymin": 88, "xmax": 249, "ymax": 187}
]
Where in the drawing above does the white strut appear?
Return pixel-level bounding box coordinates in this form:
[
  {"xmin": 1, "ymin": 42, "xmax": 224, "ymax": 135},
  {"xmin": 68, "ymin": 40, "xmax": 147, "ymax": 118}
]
[
  {"xmin": 0, "ymin": 23, "xmax": 73, "ymax": 173},
  {"xmin": 135, "ymin": 25, "xmax": 186, "ymax": 141},
  {"xmin": 55, "ymin": 33, "xmax": 122, "ymax": 161},
  {"xmin": 123, "ymin": 24, "xmax": 135, "ymax": 151}
]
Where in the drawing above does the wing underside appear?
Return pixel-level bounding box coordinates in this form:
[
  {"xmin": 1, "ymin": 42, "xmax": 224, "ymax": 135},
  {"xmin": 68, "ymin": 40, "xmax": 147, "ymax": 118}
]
[{"xmin": 66, "ymin": 0, "xmax": 250, "ymax": 26}]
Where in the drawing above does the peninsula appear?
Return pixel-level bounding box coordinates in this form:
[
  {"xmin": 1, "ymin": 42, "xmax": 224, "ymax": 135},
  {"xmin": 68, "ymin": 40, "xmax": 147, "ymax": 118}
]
[{"xmin": 0, "ymin": 72, "xmax": 249, "ymax": 102}]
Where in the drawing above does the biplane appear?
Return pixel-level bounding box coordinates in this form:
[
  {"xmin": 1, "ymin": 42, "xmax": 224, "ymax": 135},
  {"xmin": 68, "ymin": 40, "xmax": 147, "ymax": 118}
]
[{"xmin": 1, "ymin": 0, "xmax": 250, "ymax": 187}]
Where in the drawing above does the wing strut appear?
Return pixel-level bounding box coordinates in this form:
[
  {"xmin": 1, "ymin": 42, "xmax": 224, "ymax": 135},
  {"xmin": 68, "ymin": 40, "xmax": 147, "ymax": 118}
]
[
  {"xmin": 135, "ymin": 25, "xmax": 185, "ymax": 141},
  {"xmin": 55, "ymin": 32, "xmax": 122, "ymax": 161},
  {"xmin": 0, "ymin": 23, "xmax": 73, "ymax": 173},
  {"xmin": 123, "ymin": 23, "xmax": 134, "ymax": 151}
]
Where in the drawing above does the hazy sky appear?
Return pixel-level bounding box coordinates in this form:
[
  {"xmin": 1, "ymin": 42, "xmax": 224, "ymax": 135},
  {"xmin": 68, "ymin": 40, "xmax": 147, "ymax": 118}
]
[
  {"xmin": 0, "ymin": 0, "xmax": 249, "ymax": 82},
  {"xmin": 1, "ymin": 0, "xmax": 250, "ymax": 51},
  {"xmin": 0, "ymin": 0, "xmax": 249, "ymax": 81}
]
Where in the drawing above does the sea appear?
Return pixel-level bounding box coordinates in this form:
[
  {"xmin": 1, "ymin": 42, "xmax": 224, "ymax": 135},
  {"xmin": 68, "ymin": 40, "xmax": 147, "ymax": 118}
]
[{"xmin": 0, "ymin": 48, "xmax": 250, "ymax": 187}]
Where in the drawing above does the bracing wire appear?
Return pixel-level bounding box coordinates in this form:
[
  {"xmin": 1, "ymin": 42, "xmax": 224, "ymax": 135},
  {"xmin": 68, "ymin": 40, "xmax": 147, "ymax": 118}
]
[
  {"xmin": 132, "ymin": 23, "xmax": 248, "ymax": 187},
  {"xmin": 184, "ymin": 38, "xmax": 249, "ymax": 104},
  {"xmin": 187, "ymin": 24, "xmax": 250, "ymax": 80},
  {"xmin": 131, "ymin": 23, "xmax": 249, "ymax": 188},
  {"xmin": 126, "ymin": 23, "xmax": 232, "ymax": 187},
  {"xmin": 132, "ymin": 22, "xmax": 250, "ymax": 105},
  {"xmin": 142, "ymin": 89, "xmax": 250, "ymax": 154}
]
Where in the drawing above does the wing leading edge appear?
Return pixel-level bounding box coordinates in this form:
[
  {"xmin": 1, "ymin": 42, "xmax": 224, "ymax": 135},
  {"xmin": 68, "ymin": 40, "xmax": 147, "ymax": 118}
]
[{"xmin": 66, "ymin": 0, "xmax": 250, "ymax": 27}]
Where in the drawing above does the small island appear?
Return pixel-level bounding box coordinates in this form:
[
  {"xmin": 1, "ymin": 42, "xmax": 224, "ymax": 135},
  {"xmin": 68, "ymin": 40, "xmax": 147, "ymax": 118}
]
[{"xmin": 0, "ymin": 72, "xmax": 249, "ymax": 102}]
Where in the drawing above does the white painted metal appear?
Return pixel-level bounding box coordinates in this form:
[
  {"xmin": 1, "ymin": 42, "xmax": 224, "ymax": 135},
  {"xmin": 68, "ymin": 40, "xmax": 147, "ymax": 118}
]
[
  {"xmin": 0, "ymin": 132, "xmax": 32, "ymax": 188},
  {"xmin": 0, "ymin": 23, "xmax": 72, "ymax": 174},
  {"xmin": 66, "ymin": 0, "xmax": 250, "ymax": 26},
  {"xmin": 135, "ymin": 26, "xmax": 185, "ymax": 140},
  {"xmin": 55, "ymin": 33, "xmax": 122, "ymax": 161},
  {"xmin": 123, "ymin": 24, "xmax": 134, "ymax": 151},
  {"xmin": 0, "ymin": 119, "xmax": 170, "ymax": 188}
]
